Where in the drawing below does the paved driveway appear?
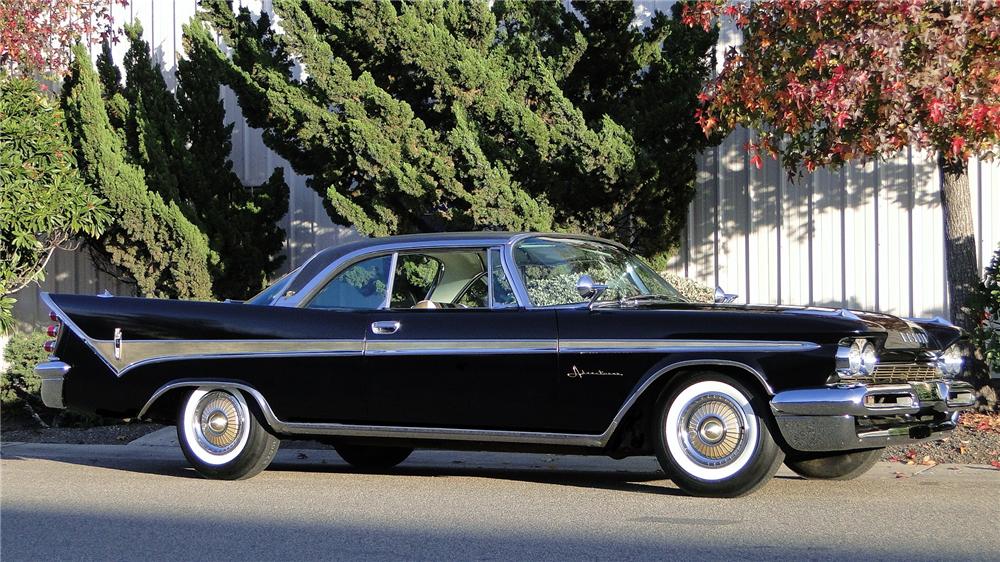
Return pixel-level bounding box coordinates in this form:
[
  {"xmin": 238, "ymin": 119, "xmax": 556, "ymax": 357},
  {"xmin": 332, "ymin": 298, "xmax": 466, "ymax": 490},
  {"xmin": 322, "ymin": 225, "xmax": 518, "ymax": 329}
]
[{"xmin": 2, "ymin": 441, "xmax": 998, "ymax": 561}]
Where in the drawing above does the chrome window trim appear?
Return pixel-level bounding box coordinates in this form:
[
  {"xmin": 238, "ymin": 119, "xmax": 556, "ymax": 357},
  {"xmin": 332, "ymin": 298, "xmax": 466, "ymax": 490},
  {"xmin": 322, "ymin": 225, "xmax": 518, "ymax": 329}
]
[
  {"xmin": 137, "ymin": 359, "xmax": 771, "ymax": 446},
  {"xmin": 283, "ymin": 240, "xmax": 530, "ymax": 309},
  {"xmin": 277, "ymin": 234, "xmax": 636, "ymax": 310},
  {"xmin": 381, "ymin": 251, "xmax": 399, "ymax": 310},
  {"xmin": 486, "ymin": 248, "xmax": 495, "ymax": 307}
]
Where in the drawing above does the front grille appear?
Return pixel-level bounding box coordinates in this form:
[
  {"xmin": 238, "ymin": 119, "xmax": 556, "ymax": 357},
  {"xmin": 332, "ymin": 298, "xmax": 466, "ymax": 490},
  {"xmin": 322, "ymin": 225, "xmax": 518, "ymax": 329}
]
[{"xmin": 853, "ymin": 363, "xmax": 940, "ymax": 385}]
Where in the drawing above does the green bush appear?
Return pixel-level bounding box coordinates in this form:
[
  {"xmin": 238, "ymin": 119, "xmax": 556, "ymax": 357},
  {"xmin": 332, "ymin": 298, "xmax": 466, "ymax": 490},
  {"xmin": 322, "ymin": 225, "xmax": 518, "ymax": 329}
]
[
  {"xmin": 1, "ymin": 331, "xmax": 48, "ymax": 410},
  {"xmin": 973, "ymin": 245, "xmax": 1000, "ymax": 373},
  {"xmin": 0, "ymin": 77, "xmax": 110, "ymax": 333},
  {"xmin": 661, "ymin": 272, "xmax": 714, "ymax": 303}
]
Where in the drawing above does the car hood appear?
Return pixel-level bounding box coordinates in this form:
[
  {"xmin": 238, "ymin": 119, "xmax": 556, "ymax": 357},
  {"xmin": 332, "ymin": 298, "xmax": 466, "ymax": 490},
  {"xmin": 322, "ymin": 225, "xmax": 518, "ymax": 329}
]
[{"xmin": 613, "ymin": 301, "xmax": 961, "ymax": 351}]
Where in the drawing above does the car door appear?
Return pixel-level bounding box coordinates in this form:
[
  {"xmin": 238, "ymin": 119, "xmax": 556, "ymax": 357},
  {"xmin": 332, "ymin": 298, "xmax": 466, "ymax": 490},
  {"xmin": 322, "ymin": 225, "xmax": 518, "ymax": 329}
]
[
  {"xmin": 291, "ymin": 254, "xmax": 394, "ymax": 423},
  {"xmin": 363, "ymin": 247, "xmax": 559, "ymax": 430}
]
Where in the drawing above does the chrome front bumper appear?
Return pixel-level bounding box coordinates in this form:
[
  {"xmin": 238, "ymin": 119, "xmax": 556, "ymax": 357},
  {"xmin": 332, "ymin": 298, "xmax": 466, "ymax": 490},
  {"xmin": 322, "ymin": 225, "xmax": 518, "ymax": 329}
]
[
  {"xmin": 770, "ymin": 380, "xmax": 976, "ymax": 452},
  {"xmin": 35, "ymin": 361, "xmax": 69, "ymax": 409}
]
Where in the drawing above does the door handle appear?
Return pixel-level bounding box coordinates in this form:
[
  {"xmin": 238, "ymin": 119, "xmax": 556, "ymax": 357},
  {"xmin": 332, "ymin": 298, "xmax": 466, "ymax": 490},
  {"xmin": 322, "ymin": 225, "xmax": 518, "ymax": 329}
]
[{"xmin": 371, "ymin": 321, "xmax": 401, "ymax": 335}]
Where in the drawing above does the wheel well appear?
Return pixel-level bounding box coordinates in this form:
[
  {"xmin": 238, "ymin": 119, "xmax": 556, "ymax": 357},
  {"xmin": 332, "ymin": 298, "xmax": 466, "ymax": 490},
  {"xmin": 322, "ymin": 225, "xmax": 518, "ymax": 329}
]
[
  {"xmin": 142, "ymin": 387, "xmax": 189, "ymax": 423},
  {"xmin": 607, "ymin": 363, "xmax": 773, "ymax": 456},
  {"xmin": 139, "ymin": 383, "xmax": 272, "ymax": 431}
]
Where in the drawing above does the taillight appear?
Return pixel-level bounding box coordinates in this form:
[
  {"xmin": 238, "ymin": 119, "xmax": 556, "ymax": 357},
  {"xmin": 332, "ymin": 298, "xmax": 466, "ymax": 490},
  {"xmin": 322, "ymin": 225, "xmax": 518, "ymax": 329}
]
[
  {"xmin": 47, "ymin": 324, "xmax": 60, "ymax": 337},
  {"xmin": 49, "ymin": 311, "xmax": 59, "ymax": 322},
  {"xmin": 43, "ymin": 340, "xmax": 57, "ymax": 353}
]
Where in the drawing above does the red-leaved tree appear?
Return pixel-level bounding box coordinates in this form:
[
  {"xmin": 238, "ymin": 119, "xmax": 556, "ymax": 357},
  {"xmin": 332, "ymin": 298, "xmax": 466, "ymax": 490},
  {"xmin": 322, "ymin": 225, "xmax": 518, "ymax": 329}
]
[
  {"xmin": 1, "ymin": 0, "xmax": 127, "ymax": 79},
  {"xmin": 683, "ymin": 0, "xmax": 1000, "ymax": 331}
]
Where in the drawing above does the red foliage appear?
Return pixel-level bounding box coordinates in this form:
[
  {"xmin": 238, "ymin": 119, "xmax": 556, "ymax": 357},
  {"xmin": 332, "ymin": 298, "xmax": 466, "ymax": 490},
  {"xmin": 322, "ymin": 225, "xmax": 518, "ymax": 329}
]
[
  {"xmin": 0, "ymin": 0, "xmax": 128, "ymax": 79},
  {"xmin": 681, "ymin": 0, "xmax": 1000, "ymax": 173}
]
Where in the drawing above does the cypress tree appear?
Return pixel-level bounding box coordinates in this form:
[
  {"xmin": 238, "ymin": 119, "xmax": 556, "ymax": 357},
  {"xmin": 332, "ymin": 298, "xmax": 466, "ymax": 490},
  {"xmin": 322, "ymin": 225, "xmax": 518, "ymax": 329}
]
[
  {"xmin": 177, "ymin": 27, "xmax": 289, "ymax": 297},
  {"xmin": 88, "ymin": 23, "xmax": 290, "ymax": 298},
  {"xmin": 189, "ymin": 0, "xmax": 717, "ymax": 259},
  {"xmin": 62, "ymin": 44, "xmax": 214, "ymax": 299}
]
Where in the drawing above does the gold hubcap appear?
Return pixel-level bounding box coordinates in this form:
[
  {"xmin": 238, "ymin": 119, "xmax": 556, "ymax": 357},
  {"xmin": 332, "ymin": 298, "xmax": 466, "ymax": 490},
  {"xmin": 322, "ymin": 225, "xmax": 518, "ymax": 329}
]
[
  {"xmin": 194, "ymin": 391, "xmax": 245, "ymax": 454},
  {"xmin": 679, "ymin": 393, "xmax": 748, "ymax": 467},
  {"xmin": 699, "ymin": 418, "xmax": 725, "ymax": 443}
]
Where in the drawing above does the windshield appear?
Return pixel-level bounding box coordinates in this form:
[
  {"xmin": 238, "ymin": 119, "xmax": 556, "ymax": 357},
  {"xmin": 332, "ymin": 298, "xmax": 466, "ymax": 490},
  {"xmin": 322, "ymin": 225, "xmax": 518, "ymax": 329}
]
[
  {"xmin": 512, "ymin": 237, "xmax": 685, "ymax": 307},
  {"xmin": 246, "ymin": 267, "xmax": 301, "ymax": 305}
]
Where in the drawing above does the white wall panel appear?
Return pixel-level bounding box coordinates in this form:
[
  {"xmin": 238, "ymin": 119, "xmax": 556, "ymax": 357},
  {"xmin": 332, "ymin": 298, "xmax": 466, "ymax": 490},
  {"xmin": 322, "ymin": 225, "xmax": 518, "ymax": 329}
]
[
  {"xmin": 842, "ymin": 160, "xmax": 878, "ymax": 311},
  {"xmin": 810, "ymin": 168, "xmax": 843, "ymax": 307},
  {"xmin": 779, "ymin": 171, "xmax": 812, "ymax": 307},
  {"xmin": 910, "ymin": 150, "xmax": 946, "ymax": 318},
  {"xmin": 877, "ymin": 152, "xmax": 912, "ymax": 316}
]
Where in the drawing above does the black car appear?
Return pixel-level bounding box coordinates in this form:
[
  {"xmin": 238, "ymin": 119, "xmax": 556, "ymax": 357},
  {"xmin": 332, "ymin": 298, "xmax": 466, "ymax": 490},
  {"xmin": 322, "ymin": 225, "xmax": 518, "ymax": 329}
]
[{"xmin": 35, "ymin": 232, "xmax": 974, "ymax": 497}]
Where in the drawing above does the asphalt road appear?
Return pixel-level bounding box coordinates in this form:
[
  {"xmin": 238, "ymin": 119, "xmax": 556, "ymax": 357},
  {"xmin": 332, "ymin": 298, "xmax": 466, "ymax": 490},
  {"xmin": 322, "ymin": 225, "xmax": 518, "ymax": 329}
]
[{"xmin": 2, "ymin": 441, "xmax": 998, "ymax": 561}]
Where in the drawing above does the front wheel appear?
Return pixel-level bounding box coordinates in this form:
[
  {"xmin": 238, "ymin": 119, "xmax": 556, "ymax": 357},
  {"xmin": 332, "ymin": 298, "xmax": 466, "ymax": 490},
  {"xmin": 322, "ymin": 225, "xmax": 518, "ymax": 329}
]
[
  {"xmin": 177, "ymin": 387, "xmax": 280, "ymax": 480},
  {"xmin": 652, "ymin": 373, "xmax": 784, "ymax": 497},
  {"xmin": 785, "ymin": 448, "xmax": 881, "ymax": 480}
]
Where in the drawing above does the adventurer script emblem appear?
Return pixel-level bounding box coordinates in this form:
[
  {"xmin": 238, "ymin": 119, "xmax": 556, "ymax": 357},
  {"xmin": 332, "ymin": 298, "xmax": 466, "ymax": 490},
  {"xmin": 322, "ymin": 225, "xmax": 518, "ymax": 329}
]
[{"xmin": 566, "ymin": 366, "xmax": 624, "ymax": 379}]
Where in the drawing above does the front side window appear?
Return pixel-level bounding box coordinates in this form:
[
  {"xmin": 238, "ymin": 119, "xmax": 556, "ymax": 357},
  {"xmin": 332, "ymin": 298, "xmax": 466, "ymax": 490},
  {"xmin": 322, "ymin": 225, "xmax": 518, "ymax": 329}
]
[
  {"xmin": 246, "ymin": 266, "xmax": 301, "ymax": 306},
  {"xmin": 513, "ymin": 237, "xmax": 685, "ymax": 307},
  {"xmin": 306, "ymin": 255, "xmax": 392, "ymax": 310}
]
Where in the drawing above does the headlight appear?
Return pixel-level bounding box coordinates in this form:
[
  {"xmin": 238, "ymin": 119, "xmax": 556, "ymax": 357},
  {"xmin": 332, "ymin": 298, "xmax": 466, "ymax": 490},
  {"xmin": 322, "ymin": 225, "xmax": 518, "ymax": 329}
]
[
  {"xmin": 837, "ymin": 338, "xmax": 878, "ymax": 377},
  {"xmin": 938, "ymin": 344, "xmax": 964, "ymax": 378},
  {"xmin": 861, "ymin": 341, "xmax": 877, "ymax": 375}
]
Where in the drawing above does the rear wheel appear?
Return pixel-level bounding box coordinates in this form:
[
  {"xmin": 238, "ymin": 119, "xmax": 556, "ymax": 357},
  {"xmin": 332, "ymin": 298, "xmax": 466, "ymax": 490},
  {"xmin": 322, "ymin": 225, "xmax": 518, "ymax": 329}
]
[
  {"xmin": 785, "ymin": 449, "xmax": 881, "ymax": 480},
  {"xmin": 177, "ymin": 387, "xmax": 279, "ymax": 480},
  {"xmin": 335, "ymin": 444, "xmax": 413, "ymax": 471},
  {"xmin": 652, "ymin": 373, "xmax": 784, "ymax": 497}
]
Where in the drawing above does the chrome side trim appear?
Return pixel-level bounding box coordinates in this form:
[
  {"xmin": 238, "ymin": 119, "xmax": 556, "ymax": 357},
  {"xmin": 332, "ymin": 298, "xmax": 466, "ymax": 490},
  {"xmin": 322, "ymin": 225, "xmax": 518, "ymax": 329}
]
[
  {"xmin": 137, "ymin": 359, "xmax": 770, "ymax": 446},
  {"xmin": 93, "ymin": 339, "xmax": 364, "ymax": 377},
  {"xmin": 365, "ymin": 339, "xmax": 557, "ymax": 355},
  {"xmin": 35, "ymin": 360, "xmax": 70, "ymax": 409},
  {"xmin": 559, "ymin": 339, "xmax": 819, "ymax": 354}
]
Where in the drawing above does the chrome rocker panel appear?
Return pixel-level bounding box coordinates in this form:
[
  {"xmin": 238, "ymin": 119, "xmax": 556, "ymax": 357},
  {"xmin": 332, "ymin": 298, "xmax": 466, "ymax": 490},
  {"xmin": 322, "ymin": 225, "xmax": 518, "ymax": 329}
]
[{"xmin": 770, "ymin": 380, "xmax": 976, "ymax": 452}]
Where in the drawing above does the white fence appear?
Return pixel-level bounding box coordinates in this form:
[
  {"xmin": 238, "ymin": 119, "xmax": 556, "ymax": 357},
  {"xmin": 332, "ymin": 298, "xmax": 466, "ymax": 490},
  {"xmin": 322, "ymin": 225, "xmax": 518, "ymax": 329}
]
[
  {"xmin": 9, "ymin": 0, "xmax": 1000, "ymax": 330},
  {"xmin": 663, "ymin": 134, "xmax": 999, "ymax": 318}
]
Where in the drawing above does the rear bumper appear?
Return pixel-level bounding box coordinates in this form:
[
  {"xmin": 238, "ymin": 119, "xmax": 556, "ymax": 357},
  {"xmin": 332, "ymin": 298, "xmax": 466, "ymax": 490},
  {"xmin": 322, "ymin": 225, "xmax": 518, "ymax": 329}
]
[
  {"xmin": 770, "ymin": 380, "xmax": 976, "ymax": 452},
  {"xmin": 35, "ymin": 361, "xmax": 70, "ymax": 409}
]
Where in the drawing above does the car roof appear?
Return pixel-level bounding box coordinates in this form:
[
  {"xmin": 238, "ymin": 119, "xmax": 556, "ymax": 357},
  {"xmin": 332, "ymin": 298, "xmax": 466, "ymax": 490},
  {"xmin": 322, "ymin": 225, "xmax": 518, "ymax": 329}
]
[{"xmin": 285, "ymin": 231, "xmax": 620, "ymax": 295}]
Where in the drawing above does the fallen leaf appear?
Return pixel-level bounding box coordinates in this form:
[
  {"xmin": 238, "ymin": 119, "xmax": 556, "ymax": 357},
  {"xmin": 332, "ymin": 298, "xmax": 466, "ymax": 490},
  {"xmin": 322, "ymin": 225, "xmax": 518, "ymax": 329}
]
[
  {"xmin": 894, "ymin": 471, "xmax": 908, "ymax": 479},
  {"xmin": 906, "ymin": 449, "xmax": 917, "ymax": 460},
  {"xmin": 959, "ymin": 445, "xmax": 967, "ymax": 454},
  {"xmin": 888, "ymin": 455, "xmax": 900, "ymax": 462},
  {"xmin": 906, "ymin": 460, "xmax": 916, "ymax": 465},
  {"xmin": 991, "ymin": 460, "xmax": 1000, "ymax": 470}
]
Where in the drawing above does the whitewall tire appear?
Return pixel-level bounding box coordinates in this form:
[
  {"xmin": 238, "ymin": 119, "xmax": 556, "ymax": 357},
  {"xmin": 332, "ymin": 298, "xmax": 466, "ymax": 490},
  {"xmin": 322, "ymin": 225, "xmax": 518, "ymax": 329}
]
[
  {"xmin": 177, "ymin": 387, "xmax": 279, "ymax": 480},
  {"xmin": 653, "ymin": 373, "xmax": 783, "ymax": 497}
]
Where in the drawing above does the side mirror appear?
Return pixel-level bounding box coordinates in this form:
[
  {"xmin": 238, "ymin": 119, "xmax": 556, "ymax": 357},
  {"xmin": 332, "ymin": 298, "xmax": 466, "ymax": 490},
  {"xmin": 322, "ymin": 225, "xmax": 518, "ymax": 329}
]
[
  {"xmin": 714, "ymin": 286, "xmax": 738, "ymax": 304},
  {"xmin": 576, "ymin": 274, "xmax": 608, "ymax": 305}
]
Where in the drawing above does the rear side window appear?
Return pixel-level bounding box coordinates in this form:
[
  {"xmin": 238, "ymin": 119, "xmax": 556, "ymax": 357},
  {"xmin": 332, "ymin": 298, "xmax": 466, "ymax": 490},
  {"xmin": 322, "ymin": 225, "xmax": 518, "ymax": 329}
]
[
  {"xmin": 391, "ymin": 254, "xmax": 443, "ymax": 308},
  {"xmin": 306, "ymin": 255, "xmax": 392, "ymax": 310}
]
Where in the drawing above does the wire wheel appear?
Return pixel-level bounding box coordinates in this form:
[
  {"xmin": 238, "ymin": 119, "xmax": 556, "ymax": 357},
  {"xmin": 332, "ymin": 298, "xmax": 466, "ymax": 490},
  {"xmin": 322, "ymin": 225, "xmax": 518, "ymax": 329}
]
[{"xmin": 679, "ymin": 393, "xmax": 748, "ymax": 468}]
